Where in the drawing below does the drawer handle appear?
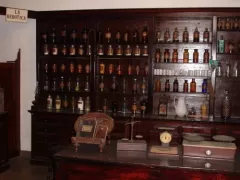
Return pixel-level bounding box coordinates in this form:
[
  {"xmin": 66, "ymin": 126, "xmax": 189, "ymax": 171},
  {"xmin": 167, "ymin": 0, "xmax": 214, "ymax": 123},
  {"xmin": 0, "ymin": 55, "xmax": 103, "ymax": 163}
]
[
  {"xmin": 205, "ymin": 162, "xmax": 211, "ymax": 168},
  {"xmin": 205, "ymin": 150, "xmax": 212, "ymax": 156}
]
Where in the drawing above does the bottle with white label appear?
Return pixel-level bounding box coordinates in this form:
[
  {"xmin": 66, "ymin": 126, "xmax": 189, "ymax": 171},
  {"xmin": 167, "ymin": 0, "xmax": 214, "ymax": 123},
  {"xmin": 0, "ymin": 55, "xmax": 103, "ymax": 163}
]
[
  {"xmin": 47, "ymin": 95, "xmax": 52, "ymax": 109},
  {"xmin": 77, "ymin": 97, "xmax": 84, "ymax": 111}
]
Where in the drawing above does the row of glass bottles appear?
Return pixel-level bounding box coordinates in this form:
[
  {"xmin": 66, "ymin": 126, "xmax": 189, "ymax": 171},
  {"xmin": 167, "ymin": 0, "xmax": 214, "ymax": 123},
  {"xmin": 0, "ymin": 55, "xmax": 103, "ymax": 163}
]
[
  {"xmin": 101, "ymin": 97, "xmax": 148, "ymax": 115},
  {"xmin": 99, "ymin": 76, "xmax": 148, "ymax": 94},
  {"xmin": 44, "ymin": 76, "xmax": 90, "ymax": 92},
  {"xmin": 216, "ymin": 60, "xmax": 238, "ymax": 77},
  {"xmin": 154, "ymin": 48, "xmax": 210, "ymax": 63},
  {"xmin": 154, "ymin": 78, "xmax": 208, "ymax": 93},
  {"xmin": 97, "ymin": 44, "xmax": 148, "ymax": 56},
  {"xmin": 41, "ymin": 25, "xmax": 90, "ymax": 44},
  {"xmin": 47, "ymin": 95, "xmax": 90, "ymax": 111},
  {"xmin": 217, "ymin": 17, "xmax": 240, "ymax": 30},
  {"xmin": 44, "ymin": 62, "xmax": 90, "ymax": 74},
  {"xmin": 156, "ymin": 27, "xmax": 210, "ymax": 43},
  {"xmin": 97, "ymin": 26, "xmax": 148, "ymax": 44},
  {"xmin": 99, "ymin": 61, "xmax": 148, "ymax": 75}
]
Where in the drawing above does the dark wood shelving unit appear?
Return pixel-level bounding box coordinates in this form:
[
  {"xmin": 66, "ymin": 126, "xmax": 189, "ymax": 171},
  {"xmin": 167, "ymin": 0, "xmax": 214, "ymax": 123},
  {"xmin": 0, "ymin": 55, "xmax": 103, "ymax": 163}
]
[{"xmin": 29, "ymin": 9, "xmax": 240, "ymax": 165}]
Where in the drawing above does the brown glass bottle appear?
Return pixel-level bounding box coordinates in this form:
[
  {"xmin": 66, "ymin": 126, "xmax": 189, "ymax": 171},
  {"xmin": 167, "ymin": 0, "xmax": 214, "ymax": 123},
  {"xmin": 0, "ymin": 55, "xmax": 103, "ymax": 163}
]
[
  {"xmin": 182, "ymin": 27, "xmax": 189, "ymax": 42},
  {"xmin": 116, "ymin": 28, "xmax": 121, "ymax": 44},
  {"xmin": 165, "ymin": 79, "xmax": 170, "ymax": 92},
  {"xmin": 173, "ymin": 78, "xmax": 179, "ymax": 92},
  {"xmin": 81, "ymin": 25, "xmax": 89, "ymax": 44},
  {"xmin": 99, "ymin": 60, "xmax": 105, "ymax": 74},
  {"xmin": 105, "ymin": 27, "xmax": 111, "ymax": 43},
  {"xmin": 117, "ymin": 62, "xmax": 122, "ymax": 75},
  {"xmin": 173, "ymin": 28, "xmax": 179, "ymax": 42},
  {"xmin": 123, "ymin": 27, "xmax": 129, "ymax": 44},
  {"xmin": 155, "ymin": 78, "xmax": 161, "ymax": 92},
  {"xmin": 193, "ymin": 49, "xmax": 199, "ymax": 63},
  {"xmin": 128, "ymin": 62, "xmax": 132, "ymax": 75},
  {"xmin": 183, "ymin": 49, "xmax": 189, "ymax": 63},
  {"xmin": 203, "ymin": 49, "xmax": 209, "ymax": 63},
  {"xmin": 132, "ymin": 27, "xmax": 139, "ymax": 43},
  {"xmin": 203, "ymin": 28, "xmax": 210, "ymax": 43},
  {"xmin": 164, "ymin": 28, "xmax": 170, "ymax": 42},
  {"xmin": 136, "ymin": 64, "xmax": 140, "ymax": 75},
  {"xmin": 183, "ymin": 80, "xmax": 188, "ymax": 92},
  {"xmin": 164, "ymin": 49, "xmax": 170, "ymax": 63},
  {"xmin": 155, "ymin": 49, "xmax": 161, "ymax": 62},
  {"xmin": 142, "ymin": 26, "xmax": 148, "ymax": 44},
  {"xmin": 172, "ymin": 49, "xmax": 178, "ymax": 63},
  {"xmin": 190, "ymin": 78, "xmax": 196, "ymax": 93},
  {"xmin": 193, "ymin": 27, "xmax": 200, "ymax": 42}
]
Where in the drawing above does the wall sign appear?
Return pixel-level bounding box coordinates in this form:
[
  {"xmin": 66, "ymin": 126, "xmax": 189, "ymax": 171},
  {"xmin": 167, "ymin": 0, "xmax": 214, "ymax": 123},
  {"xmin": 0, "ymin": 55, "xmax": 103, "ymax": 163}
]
[{"xmin": 5, "ymin": 8, "xmax": 28, "ymax": 23}]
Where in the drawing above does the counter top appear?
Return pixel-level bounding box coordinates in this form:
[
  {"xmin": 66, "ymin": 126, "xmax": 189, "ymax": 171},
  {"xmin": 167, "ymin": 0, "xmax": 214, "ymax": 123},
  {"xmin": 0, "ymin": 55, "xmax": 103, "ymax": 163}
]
[{"xmin": 53, "ymin": 142, "xmax": 240, "ymax": 174}]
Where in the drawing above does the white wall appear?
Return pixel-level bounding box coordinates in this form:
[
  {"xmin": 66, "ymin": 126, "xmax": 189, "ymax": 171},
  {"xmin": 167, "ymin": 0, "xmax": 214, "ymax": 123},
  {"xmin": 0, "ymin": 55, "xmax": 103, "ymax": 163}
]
[
  {"xmin": 0, "ymin": 0, "xmax": 239, "ymax": 151},
  {"xmin": 0, "ymin": 15, "xmax": 36, "ymax": 151},
  {"xmin": 0, "ymin": 0, "xmax": 240, "ymax": 11}
]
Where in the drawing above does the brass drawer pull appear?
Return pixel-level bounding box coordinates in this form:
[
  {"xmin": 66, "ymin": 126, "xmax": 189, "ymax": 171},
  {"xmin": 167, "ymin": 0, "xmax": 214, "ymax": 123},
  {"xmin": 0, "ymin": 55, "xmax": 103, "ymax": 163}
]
[
  {"xmin": 205, "ymin": 162, "xmax": 211, "ymax": 168},
  {"xmin": 205, "ymin": 150, "xmax": 212, "ymax": 156}
]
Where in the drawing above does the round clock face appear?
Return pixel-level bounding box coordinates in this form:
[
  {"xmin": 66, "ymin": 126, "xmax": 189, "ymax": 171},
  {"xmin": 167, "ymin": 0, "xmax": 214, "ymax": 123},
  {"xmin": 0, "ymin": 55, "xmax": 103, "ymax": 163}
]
[{"xmin": 160, "ymin": 131, "xmax": 172, "ymax": 144}]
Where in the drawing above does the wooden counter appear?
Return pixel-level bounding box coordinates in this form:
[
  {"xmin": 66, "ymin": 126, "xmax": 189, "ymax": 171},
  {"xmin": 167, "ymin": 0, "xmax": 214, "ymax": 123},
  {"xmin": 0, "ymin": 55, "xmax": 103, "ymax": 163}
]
[{"xmin": 53, "ymin": 142, "xmax": 240, "ymax": 180}]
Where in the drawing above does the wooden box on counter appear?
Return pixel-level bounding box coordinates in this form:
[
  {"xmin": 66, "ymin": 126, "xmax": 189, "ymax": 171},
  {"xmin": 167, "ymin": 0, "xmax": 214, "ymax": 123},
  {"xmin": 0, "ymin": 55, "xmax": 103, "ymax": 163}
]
[{"xmin": 183, "ymin": 140, "xmax": 237, "ymax": 160}]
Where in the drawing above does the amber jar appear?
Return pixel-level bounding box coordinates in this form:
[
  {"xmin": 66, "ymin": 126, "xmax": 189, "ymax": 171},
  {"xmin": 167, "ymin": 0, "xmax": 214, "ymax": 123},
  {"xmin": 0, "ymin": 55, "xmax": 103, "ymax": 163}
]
[
  {"xmin": 52, "ymin": 44, "xmax": 58, "ymax": 55},
  {"xmin": 155, "ymin": 49, "xmax": 161, "ymax": 62},
  {"xmin": 172, "ymin": 49, "xmax": 178, "ymax": 63},
  {"xmin": 233, "ymin": 17, "xmax": 239, "ymax": 29},
  {"xmin": 165, "ymin": 79, "xmax": 170, "ymax": 92},
  {"xmin": 69, "ymin": 44, "xmax": 76, "ymax": 56},
  {"xmin": 107, "ymin": 45, "xmax": 113, "ymax": 56},
  {"xmin": 183, "ymin": 49, "xmax": 189, "ymax": 63},
  {"xmin": 78, "ymin": 45, "xmax": 84, "ymax": 56},
  {"xmin": 69, "ymin": 62, "xmax": 74, "ymax": 73},
  {"xmin": 190, "ymin": 78, "xmax": 196, "ymax": 93},
  {"xmin": 204, "ymin": 49, "xmax": 210, "ymax": 63},
  {"xmin": 164, "ymin": 28, "xmax": 170, "ymax": 42},
  {"xmin": 134, "ymin": 45, "xmax": 141, "ymax": 56},
  {"xmin": 52, "ymin": 64, "xmax": 57, "ymax": 73},
  {"xmin": 155, "ymin": 78, "xmax": 161, "ymax": 92},
  {"xmin": 77, "ymin": 64, "xmax": 82, "ymax": 73},
  {"xmin": 182, "ymin": 27, "xmax": 189, "ymax": 42},
  {"xmin": 142, "ymin": 45, "xmax": 148, "ymax": 56},
  {"xmin": 193, "ymin": 49, "xmax": 199, "ymax": 63},
  {"xmin": 117, "ymin": 62, "xmax": 122, "ymax": 75},
  {"xmin": 97, "ymin": 44, "xmax": 104, "ymax": 55},
  {"xmin": 193, "ymin": 27, "xmax": 200, "ymax": 42},
  {"xmin": 183, "ymin": 80, "xmax": 188, "ymax": 92},
  {"xmin": 164, "ymin": 49, "xmax": 170, "ymax": 63},
  {"xmin": 60, "ymin": 64, "xmax": 66, "ymax": 72},
  {"xmin": 85, "ymin": 64, "xmax": 90, "ymax": 73},
  {"xmin": 124, "ymin": 45, "xmax": 132, "ymax": 56},
  {"xmin": 217, "ymin": 18, "xmax": 223, "ymax": 30},
  {"xmin": 203, "ymin": 28, "xmax": 210, "ymax": 43},
  {"xmin": 173, "ymin": 28, "xmax": 179, "ymax": 42},
  {"xmin": 108, "ymin": 64, "xmax": 114, "ymax": 74},
  {"xmin": 225, "ymin": 18, "xmax": 231, "ymax": 30},
  {"xmin": 116, "ymin": 45, "xmax": 123, "ymax": 56},
  {"xmin": 61, "ymin": 44, "xmax": 67, "ymax": 56},
  {"xmin": 128, "ymin": 63, "xmax": 132, "ymax": 75}
]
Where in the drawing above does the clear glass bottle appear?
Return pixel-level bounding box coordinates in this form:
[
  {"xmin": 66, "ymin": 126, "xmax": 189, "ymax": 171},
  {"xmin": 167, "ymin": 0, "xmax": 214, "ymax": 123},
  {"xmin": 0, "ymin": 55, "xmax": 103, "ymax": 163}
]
[
  {"xmin": 84, "ymin": 76, "xmax": 90, "ymax": 92},
  {"xmin": 85, "ymin": 96, "xmax": 90, "ymax": 112},
  {"xmin": 103, "ymin": 98, "xmax": 108, "ymax": 113},
  {"xmin": 140, "ymin": 99, "xmax": 147, "ymax": 116},
  {"xmin": 55, "ymin": 95, "xmax": 61, "ymax": 110},
  {"xmin": 111, "ymin": 76, "xmax": 118, "ymax": 92},
  {"xmin": 132, "ymin": 78, "xmax": 137, "ymax": 94},
  {"xmin": 132, "ymin": 97, "xmax": 138, "ymax": 114},
  {"xmin": 221, "ymin": 90, "xmax": 231, "ymax": 121},
  {"xmin": 75, "ymin": 77, "xmax": 80, "ymax": 92},
  {"xmin": 216, "ymin": 62, "xmax": 222, "ymax": 77},
  {"xmin": 141, "ymin": 77, "xmax": 147, "ymax": 94},
  {"xmin": 226, "ymin": 59, "xmax": 230, "ymax": 77},
  {"xmin": 122, "ymin": 97, "xmax": 127, "ymax": 114},
  {"xmin": 77, "ymin": 97, "xmax": 84, "ymax": 111},
  {"xmin": 47, "ymin": 95, "xmax": 52, "ymax": 109},
  {"xmin": 99, "ymin": 76, "xmax": 104, "ymax": 92}
]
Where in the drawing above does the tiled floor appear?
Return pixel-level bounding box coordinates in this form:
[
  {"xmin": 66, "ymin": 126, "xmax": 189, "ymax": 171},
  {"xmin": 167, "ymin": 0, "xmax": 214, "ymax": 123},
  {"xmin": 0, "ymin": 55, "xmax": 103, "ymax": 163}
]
[{"xmin": 0, "ymin": 154, "xmax": 50, "ymax": 180}]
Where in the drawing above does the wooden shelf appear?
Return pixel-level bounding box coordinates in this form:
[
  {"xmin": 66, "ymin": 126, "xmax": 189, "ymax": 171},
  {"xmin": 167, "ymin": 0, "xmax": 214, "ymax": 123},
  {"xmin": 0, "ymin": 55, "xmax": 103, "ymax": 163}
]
[
  {"xmin": 96, "ymin": 74, "xmax": 148, "ymax": 78},
  {"xmin": 41, "ymin": 90, "xmax": 91, "ymax": 94},
  {"xmin": 95, "ymin": 92, "xmax": 148, "ymax": 97},
  {"xmin": 216, "ymin": 53, "xmax": 240, "ymax": 56},
  {"xmin": 154, "ymin": 42, "xmax": 212, "ymax": 45},
  {"xmin": 97, "ymin": 55, "xmax": 148, "ymax": 60},
  {"xmin": 217, "ymin": 29, "xmax": 240, "ymax": 32},
  {"xmin": 153, "ymin": 75, "xmax": 210, "ymax": 79},
  {"xmin": 153, "ymin": 92, "xmax": 209, "ymax": 97},
  {"xmin": 39, "ymin": 55, "xmax": 91, "ymax": 60}
]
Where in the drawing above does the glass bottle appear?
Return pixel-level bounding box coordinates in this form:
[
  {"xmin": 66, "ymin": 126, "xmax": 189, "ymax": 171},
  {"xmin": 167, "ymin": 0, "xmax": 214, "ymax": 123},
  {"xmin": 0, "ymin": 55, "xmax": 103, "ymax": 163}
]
[
  {"xmin": 144, "ymin": 63, "xmax": 149, "ymax": 75},
  {"xmin": 41, "ymin": 27, "xmax": 48, "ymax": 44},
  {"xmin": 183, "ymin": 80, "xmax": 188, "ymax": 92},
  {"xmin": 202, "ymin": 79, "xmax": 208, "ymax": 93},
  {"xmin": 125, "ymin": 45, "xmax": 132, "ymax": 56},
  {"xmin": 203, "ymin": 28, "xmax": 210, "ymax": 43},
  {"xmin": 116, "ymin": 28, "xmax": 121, "ymax": 44},
  {"xmin": 155, "ymin": 49, "xmax": 161, "ymax": 62},
  {"xmin": 132, "ymin": 78, "xmax": 137, "ymax": 95},
  {"xmin": 77, "ymin": 97, "xmax": 84, "ymax": 111},
  {"xmin": 60, "ymin": 76, "xmax": 64, "ymax": 91},
  {"xmin": 233, "ymin": 17, "xmax": 239, "ymax": 29},
  {"xmin": 155, "ymin": 78, "xmax": 161, "ymax": 92},
  {"xmin": 108, "ymin": 64, "xmax": 114, "ymax": 74},
  {"xmin": 61, "ymin": 25, "xmax": 67, "ymax": 43},
  {"xmin": 47, "ymin": 95, "xmax": 52, "ymax": 109},
  {"xmin": 132, "ymin": 97, "xmax": 138, "ymax": 114},
  {"xmin": 75, "ymin": 77, "xmax": 80, "ymax": 92},
  {"xmin": 225, "ymin": 17, "xmax": 231, "ymax": 30},
  {"xmin": 85, "ymin": 96, "xmax": 90, "ymax": 112},
  {"xmin": 164, "ymin": 28, "xmax": 170, "ymax": 42},
  {"xmin": 122, "ymin": 78, "xmax": 127, "ymax": 94},
  {"xmin": 84, "ymin": 76, "xmax": 90, "ymax": 92},
  {"xmin": 77, "ymin": 64, "xmax": 82, "ymax": 73},
  {"xmin": 136, "ymin": 64, "xmax": 140, "ymax": 75},
  {"xmin": 69, "ymin": 44, "xmax": 76, "ymax": 56},
  {"xmin": 216, "ymin": 62, "xmax": 222, "ymax": 77},
  {"xmin": 99, "ymin": 60, "xmax": 105, "ymax": 74},
  {"xmin": 97, "ymin": 30, "xmax": 103, "ymax": 44},
  {"xmin": 105, "ymin": 27, "xmax": 111, "ymax": 43},
  {"xmin": 201, "ymin": 101, "xmax": 208, "ymax": 117},
  {"xmin": 221, "ymin": 90, "xmax": 231, "ymax": 121},
  {"xmin": 85, "ymin": 63, "xmax": 90, "ymax": 73},
  {"xmin": 203, "ymin": 49, "xmax": 209, "ymax": 63},
  {"xmin": 226, "ymin": 59, "xmax": 230, "ymax": 77},
  {"xmin": 70, "ymin": 28, "xmax": 77, "ymax": 43},
  {"xmin": 60, "ymin": 64, "xmax": 66, "ymax": 73},
  {"xmin": 44, "ymin": 77, "xmax": 49, "ymax": 91},
  {"xmin": 50, "ymin": 27, "xmax": 56, "ymax": 44},
  {"xmin": 165, "ymin": 79, "xmax": 170, "ymax": 92},
  {"xmin": 61, "ymin": 44, "xmax": 67, "ymax": 56},
  {"xmin": 103, "ymin": 98, "xmax": 108, "ymax": 113},
  {"xmin": 173, "ymin": 78, "xmax": 179, "ymax": 92},
  {"xmin": 111, "ymin": 76, "xmax": 117, "ymax": 92},
  {"xmin": 107, "ymin": 44, "xmax": 113, "ymax": 56},
  {"xmin": 156, "ymin": 31, "xmax": 161, "ymax": 43},
  {"xmin": 142, "ymin": 45, "xmax": 148, "ymax": 56},
  {"xmin": 134, "ymin": 45, "xmax": 141, "ymax": 56},
  {"xmin": 164, "ymin": 49, "xmax": 170, "ymax": 63},
  {"xmin": 87, "ymin": 45, "xmax": 92, "ymax": 56},
  {"xmin": 67, "ymin": 78, "xmax": 72, "ymax": 91},
  {"xmin": 182, "ymin": 27, "xmax": 189, "ymax": 42},
  {"xmin": 99, "ymin": 76, "xmax": 104, "ymax": 92},
  {"xmin": 141, "ymin": 77, "xmax": 147, "ymax": 94},
  {"xmin": 132, "ymin": 27, "xmax": 139, "ymax": 43},
  {"xmin": 123, "ymin": 27, "xmax": 129, "ymax": 44},
  {"xmin": 218, "ymin": 35, "xmax": 225, "ymax": 53},
  {"xmin": 97, "ymin": 44, "xmax": 104, "ymax": 55},
  {"xmin": 172, "ymin": 49, "xmax": 178, "ymax": 63},
  {"xmin": 81, "ymin": 25, "xmax": 89, "ymax": 44},
  {"xmin": 183, "ymin": 49, "xmax": 189, "ymax": 63},
  {"xmin": 122, "ymin": 97, "xmax": 127, "ymax": 114},
  {"xmin": 193, "ymin": 27, "xmax": 200, "ymax": 42},
  {"xmin": 217, "ymin": 18, "xmax": 223, "ymax": 30},
  {"xmin": 63, "ymin": 95, "xmax": 68, "ymax": 109},
  {"xmin": 70, "ymin": 62, "xmax": 75, "ymax": 73},
  {"xmin": 190, "ymin": 78, "xmax": 196, "ymax": 93},
  {"xmin": 52, "ymin": 64, "xmax": 57, "ymax": 73},
  {"xmin": 128, "ymin": 62, "xmax": 132, "ymax": 75},
  {"xmin": 71, "ymin": 96, "xmax": 75, "ymax": 111},
  {"xmin": 173, "ymin": 27, "xmax": 179, "ymax": 42},
  {"xmin": 193, "ymin": 49, "xmax": 199, "ymax": 63},
  {"xmin": 78, "ymin": 44, "xmax": 84, "ymax": 56},
  {"xmin": 52, "ymin": 43, "xmax": 58, "ymax": 56},
  {"xmin": 142, "ymin": 26, "xmax": 148, "ymax": 44},
  {"xmin": 140, "ymin": 99, "xmax": 147, "ymax": 116},
  {"xmin": 116, "ymin": 45, "xmax": 123, "ymax": 56},
  {"xmin": 55, "ymin": 95, "xmax": 61, "ymax": 110},
  {"xmin": 52, "ymin": 77, "xmax": 56, "ymax": 91},
  {"xmin": 117, "ymin": 62, "xmax": 122, "ymax": 75},
  {"xmin": 112, "ymin": 101, "xmax": 118, "ymax": 113}
]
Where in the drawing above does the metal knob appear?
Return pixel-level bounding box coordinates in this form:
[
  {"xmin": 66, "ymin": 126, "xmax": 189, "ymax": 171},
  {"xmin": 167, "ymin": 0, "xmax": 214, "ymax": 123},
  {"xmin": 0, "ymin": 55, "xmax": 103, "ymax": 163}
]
[
  {"xmin": 205, "ymin": 162, "xmax": 211, "ymax": 168},
  {"xmin": 205, "ymin": 150, "xmax": 212, "ymax": 156}
]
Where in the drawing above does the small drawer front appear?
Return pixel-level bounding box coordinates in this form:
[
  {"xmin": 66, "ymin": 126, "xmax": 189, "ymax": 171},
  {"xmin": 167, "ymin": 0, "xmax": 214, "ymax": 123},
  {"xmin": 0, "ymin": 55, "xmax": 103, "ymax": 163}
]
[
  {"xmin": 35, "ymin": 133, "xmax": 57, "ymax": 143},
  {"xmin": 183, "ymin": 146, "xmax": 236, "ymax": 160},
  {"xmin": 35, "ymin": 125, "xmax": 58, "ymax": 133}
]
